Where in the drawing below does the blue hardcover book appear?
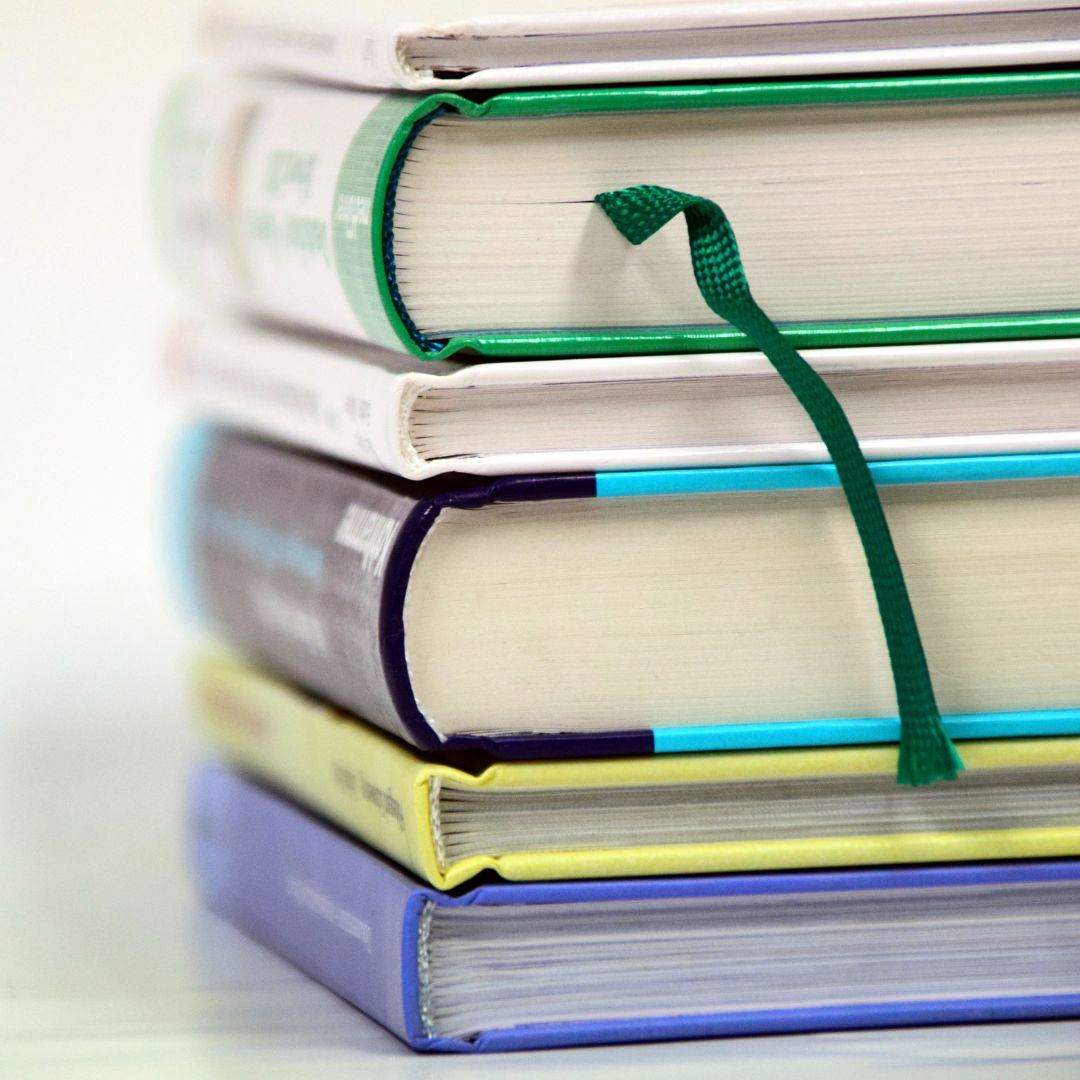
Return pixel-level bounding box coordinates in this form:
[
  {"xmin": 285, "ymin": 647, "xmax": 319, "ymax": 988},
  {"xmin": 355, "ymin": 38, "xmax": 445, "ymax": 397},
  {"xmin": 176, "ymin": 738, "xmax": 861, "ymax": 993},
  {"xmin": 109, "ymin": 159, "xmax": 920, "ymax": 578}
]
[
  {"xmin": 172, "ymin": 427, "xmax": 1080, "ymax": 758},
  {"xmin": 193, "ymin": 764, "xmax": 1080, "ymax": 1053}
]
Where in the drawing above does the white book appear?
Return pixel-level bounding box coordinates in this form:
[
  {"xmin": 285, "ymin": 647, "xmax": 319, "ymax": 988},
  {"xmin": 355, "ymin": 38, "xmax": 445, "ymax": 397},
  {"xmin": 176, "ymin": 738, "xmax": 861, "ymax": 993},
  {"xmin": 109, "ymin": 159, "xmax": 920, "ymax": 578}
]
[
  {"xmin": 199, "ymin": 0, "xmax": 1080, "ymax": 91},
  {"xmin": 166, "ymin": 319, "xmax": 1080, "ymax": 479}
]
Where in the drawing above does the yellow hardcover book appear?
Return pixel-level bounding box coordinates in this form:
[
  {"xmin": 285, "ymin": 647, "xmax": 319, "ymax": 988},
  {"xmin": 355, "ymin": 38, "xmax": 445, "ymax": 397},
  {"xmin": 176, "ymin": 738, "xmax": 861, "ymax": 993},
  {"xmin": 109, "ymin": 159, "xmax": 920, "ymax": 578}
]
[{"xmin": 195, "ymin": 651, "xmax": 1080, "ymax": 889}]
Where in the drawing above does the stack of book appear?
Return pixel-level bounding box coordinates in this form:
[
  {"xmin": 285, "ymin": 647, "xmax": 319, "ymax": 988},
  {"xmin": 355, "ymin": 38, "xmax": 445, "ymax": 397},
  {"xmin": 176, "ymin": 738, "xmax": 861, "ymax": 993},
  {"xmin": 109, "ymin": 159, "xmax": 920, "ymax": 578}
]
[{"xmin": 158, "ymin": 1, "xmax": 1080, "ymax": 1053}]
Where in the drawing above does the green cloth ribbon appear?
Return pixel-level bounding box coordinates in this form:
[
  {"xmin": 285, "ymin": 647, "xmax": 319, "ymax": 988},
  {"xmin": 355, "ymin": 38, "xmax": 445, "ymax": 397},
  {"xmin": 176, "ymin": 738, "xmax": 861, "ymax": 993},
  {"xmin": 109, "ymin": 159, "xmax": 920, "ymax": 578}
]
[{"xmin": 595, "ymin": 184, "xmax": 963, "ymax": 786}]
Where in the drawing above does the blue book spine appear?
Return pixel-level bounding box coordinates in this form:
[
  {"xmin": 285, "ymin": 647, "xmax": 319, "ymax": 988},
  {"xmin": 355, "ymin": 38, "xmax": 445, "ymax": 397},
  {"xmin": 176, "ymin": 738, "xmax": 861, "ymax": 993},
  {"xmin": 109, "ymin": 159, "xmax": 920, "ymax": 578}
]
[
  {"xmin": 190, "ymin": 763, "xmax": 433, "ymax": 1049},
  {"xmin": 192, "ymin": 767, "xmax": 1080, "ymax": 1053}
]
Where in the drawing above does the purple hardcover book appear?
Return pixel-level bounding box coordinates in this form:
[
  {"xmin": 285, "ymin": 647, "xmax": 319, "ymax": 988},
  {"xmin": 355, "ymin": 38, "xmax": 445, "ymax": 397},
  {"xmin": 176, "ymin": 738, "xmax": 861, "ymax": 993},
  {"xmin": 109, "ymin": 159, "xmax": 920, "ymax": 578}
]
[
  {"xmin": 192, "ymin": 764, "xmax": 1080, "ymax": 1053},
  {"xmin": 172, "ymin": 427, "xmax": 1080, "ymax": 760}
]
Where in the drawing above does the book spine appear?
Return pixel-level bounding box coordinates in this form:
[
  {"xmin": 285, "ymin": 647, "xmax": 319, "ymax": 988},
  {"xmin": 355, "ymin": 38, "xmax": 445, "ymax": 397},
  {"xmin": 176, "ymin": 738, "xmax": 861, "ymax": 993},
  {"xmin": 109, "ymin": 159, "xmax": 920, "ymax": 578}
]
[
  {"xmin": 199, "ymin": 4, "xmax": 412, "ymax": 90},
  {"xmin": 152, "ymin": 75, "xmax": 416, "ymax": 350},
  {"xmin": 165, "ymin": 322, "xmax": 417, "ymax": 477},
  {"xmin": 194, "ymin": 652, "xmax": 446, "ymax": 885},
  {"xmin": 173, "ymin": 428, "xmax": 431, "ymax": 746},
  {"xmin": 191, "ymin": 763, "xmax": 425, "ymax": 1047}
]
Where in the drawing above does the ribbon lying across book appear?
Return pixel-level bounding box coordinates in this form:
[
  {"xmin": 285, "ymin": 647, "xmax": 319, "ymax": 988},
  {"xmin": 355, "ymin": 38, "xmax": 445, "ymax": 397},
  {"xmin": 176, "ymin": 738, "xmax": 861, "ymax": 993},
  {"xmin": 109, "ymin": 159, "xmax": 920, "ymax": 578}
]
[{"xmin": 595, "ymin": 185, "xmax": 963, "ymax": 786}]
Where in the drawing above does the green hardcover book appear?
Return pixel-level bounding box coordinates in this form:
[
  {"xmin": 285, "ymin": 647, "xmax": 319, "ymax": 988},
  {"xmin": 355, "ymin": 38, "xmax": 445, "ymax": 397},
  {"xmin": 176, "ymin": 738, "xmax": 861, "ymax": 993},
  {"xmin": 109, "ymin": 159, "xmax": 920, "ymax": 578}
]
[{"xmin": 154, "ymin": 70, "xmax": 1080, "ymax": 359}]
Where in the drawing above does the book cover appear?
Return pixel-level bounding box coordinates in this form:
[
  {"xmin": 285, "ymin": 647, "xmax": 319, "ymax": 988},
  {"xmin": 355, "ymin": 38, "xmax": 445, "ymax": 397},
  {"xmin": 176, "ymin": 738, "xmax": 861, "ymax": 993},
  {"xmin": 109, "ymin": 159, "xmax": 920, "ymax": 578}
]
[
  {"xmin": 193, "ymin": 763, "xmax": 1080, "ymax": 1053},
  {"xmin": 196, "ymin": 651, "xmax": 1080, "ymax": 888},
  {"xmin": 172, "ymin": 427, "xmax": 1080, "ymax": 758},
  {"xmin": 166, "ymin": 319, "xmax": 1080, "ymax": 480},
  {"xmin": 153, "ymin": 69, "xmax": 1080, "ymax": 359},
  {"xmin": 199, "ymin": 1, "xmax": 1080, "ymax": 91},
  {"xmin": 192, "ymin": 762, "xmax": 419, "ymax": 1040}
]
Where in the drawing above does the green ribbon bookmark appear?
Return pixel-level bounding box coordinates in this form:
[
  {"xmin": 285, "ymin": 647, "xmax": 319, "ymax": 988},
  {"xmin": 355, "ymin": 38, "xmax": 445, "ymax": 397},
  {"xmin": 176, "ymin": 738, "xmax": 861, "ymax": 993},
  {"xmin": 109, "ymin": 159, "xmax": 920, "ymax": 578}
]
[{"xmin": 595, "ymin": 184, "xmax": 963, "ymax": 786}]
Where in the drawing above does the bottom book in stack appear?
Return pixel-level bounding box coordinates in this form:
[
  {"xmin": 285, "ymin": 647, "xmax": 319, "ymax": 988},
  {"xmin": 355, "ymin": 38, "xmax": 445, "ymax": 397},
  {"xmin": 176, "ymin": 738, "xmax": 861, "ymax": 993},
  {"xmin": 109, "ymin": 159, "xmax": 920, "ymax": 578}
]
[{"xmin": 193, "ymin": 764, "xmax": 1080, "ymax": 1053}]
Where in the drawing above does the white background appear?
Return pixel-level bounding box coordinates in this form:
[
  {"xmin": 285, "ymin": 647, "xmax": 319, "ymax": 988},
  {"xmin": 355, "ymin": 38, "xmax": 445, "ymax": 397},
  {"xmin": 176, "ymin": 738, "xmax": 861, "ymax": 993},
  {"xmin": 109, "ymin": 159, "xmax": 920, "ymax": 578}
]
[
  {"xmin": 2, "ymin": 1, "xmax": 193, "ymax": 742},
  {"xmin": 1, "ymin": 3, "xmax": 1078, "ymax": 1076}
]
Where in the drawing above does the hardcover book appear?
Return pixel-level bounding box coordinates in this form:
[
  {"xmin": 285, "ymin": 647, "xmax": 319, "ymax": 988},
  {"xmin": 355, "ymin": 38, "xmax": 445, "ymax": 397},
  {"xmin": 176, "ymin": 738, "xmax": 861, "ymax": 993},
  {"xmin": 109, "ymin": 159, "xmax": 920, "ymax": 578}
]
[
  {"xmin": 172, "ymin": 427, "xmax": 1080, "ymax": 758},
  {"xmin": 153, "ymin": 69, "xmax": 1080, "ymax": 359},
  {"xmin": 196, "ymin": 651, "xmax": 1080, "ymax": 888},
  {"xmin": 200, "ymin": 0, "xmax": 1080, "ymax": 91},
  {"xmin": 193, "ymin": 763, "xmax": 1080, "ymax": 1053},
  {"xmin": 168, "ymin": 320, "xmax": 1080, "ymax": 479}
]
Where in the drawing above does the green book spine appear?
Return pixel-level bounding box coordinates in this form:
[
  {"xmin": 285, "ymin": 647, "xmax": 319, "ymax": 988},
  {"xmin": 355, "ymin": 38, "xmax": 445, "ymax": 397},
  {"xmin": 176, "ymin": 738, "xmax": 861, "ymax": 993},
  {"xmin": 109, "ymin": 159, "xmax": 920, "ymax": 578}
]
[
  {"xmin": 152, "ymin": 76, "xmax": 422, "ymax": 351},
  {"xmin": 152, "ymin": 70, "xmax": 1080, "ymax": 360}
]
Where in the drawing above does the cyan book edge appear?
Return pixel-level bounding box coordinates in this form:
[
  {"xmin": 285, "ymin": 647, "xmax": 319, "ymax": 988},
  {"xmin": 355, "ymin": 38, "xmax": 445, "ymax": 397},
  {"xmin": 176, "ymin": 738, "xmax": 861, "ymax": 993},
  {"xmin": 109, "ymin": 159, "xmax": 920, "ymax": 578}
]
[
  {"xmin": 652, "ymin": 711, "xmax": 1080, "ymax": 753},
  {"xmin": 166, "ymin": 423, "xmax": 217, "ymax": 620},
  {"xmin": 597, "ymin": 450, "xmax": 1080, "ymax": 497}
]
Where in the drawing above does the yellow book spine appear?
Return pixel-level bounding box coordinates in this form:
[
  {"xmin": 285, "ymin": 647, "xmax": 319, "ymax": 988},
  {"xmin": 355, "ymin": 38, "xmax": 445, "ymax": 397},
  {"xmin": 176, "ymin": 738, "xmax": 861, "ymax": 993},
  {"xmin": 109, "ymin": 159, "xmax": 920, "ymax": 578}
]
[
  {"xmin": 193, "ymin": 652, "xmax": 451, "ymax": 886},
  {"xmin": 194, "ymin": 654, "xmax": 1080, "ymax": 889}
]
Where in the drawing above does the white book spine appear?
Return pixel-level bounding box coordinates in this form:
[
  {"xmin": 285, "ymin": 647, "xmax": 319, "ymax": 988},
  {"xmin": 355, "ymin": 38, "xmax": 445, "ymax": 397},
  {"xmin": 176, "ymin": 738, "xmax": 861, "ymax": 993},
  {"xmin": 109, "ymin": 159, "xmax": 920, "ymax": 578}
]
[
  {"xmin": 165, "ymin": 322, "xmax": 419, "ymax": 478},
  {"xmin": 200, "ymin": 4, "xmax": 412, "ymax": 90},
  {"xmin": 167, "ymin": 326, "xmax": 1080, "ymax": 479},
  {"xmin": 198, "ymin": 1, "xmax": 1080, "ymax": 91}
]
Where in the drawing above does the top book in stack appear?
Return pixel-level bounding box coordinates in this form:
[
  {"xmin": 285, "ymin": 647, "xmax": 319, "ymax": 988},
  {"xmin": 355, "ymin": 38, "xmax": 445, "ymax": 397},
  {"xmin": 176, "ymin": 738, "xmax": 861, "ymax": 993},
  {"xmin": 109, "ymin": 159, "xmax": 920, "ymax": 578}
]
[
  {"xmin": 153, "ymin": 67, "xmax": 1080, "ymax": 360},
  {"xmin": 200, "ymin": 0, "xmax": 1080, "ymax": 91}
]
